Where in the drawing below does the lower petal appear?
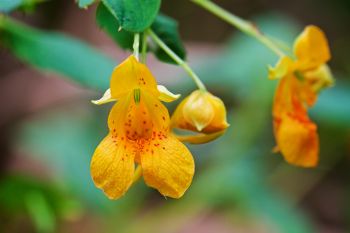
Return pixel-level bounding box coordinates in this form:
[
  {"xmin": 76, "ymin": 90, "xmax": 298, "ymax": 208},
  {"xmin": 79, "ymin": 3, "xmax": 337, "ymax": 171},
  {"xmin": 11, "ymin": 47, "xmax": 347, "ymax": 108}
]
[
  {"xmin": 90, "ymin": 134, "xmax": 135, "ymax": 199},
  {"xmin": 141, "ymin": 135, "xmax": 195, "ymax": 198},
  {"xmin": 276, "ymin": 115, "xmax": 319, "ymax": 167}
]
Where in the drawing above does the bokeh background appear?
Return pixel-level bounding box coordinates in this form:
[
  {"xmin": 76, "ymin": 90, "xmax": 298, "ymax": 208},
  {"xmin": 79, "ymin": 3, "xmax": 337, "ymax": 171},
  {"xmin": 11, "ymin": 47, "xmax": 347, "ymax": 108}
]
[{"xmin": 1, "ymin": 0, "xmax": 350, "ymax": 233}]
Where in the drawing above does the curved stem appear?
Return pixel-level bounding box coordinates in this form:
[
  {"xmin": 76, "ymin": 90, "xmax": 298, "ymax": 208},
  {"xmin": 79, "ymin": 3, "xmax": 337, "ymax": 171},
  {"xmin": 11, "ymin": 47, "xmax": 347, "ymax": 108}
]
[
  {"xmin": 147, "ymin": 29, "xmax": 207, "ymax": 91},
  {"xmin": 191, "ymin": 0, "xmax": 286, "ymax": 57},
  {"xmin": 133, "ymin": 33, "xmax": 140, "ymax": 60}
]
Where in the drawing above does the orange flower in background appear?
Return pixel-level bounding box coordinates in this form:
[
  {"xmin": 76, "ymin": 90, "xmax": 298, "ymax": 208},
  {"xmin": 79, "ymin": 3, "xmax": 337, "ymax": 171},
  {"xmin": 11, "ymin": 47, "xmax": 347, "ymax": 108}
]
[
  {"xmin": 91, "ymin": 56, "xmax": 194, "ymax": 199},
  {"xmin": 171, "ymin": 90, "xmax": 229, "ymax": 144},
  {"xmin": 269, "ymin": 25, "xmax": 334, "ymax": 167}
]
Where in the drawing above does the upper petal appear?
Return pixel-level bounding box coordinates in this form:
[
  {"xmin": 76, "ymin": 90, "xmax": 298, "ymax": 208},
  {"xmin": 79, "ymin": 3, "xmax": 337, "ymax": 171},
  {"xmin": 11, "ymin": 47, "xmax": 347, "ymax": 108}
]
[
  {"xmin": 110, "ymin": 55, "xmax": 158, "ymax": 99},
  {"xmin": 90, "ymin": 134, "xmax": 136, "ymax": 199},
  {"xmin": 141, "ymin": 134, "xmax": 195, "ymax": 198},
  {"xmin": 294, "ymin": 25, "xmax": 331, "ymax": 71}
]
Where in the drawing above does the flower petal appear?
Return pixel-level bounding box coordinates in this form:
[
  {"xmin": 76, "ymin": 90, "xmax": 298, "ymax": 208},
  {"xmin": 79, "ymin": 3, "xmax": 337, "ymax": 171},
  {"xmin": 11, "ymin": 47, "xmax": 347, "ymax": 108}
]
[
  {"xmin": 304, "ymin": 64, "xmax": 334, "ymax": 93},
  {"xmin": 90, "ymin": 134, "xmax": 136, "ymax": 199},
  {"xmin": 141, "ymin": 135, "xmax": 195, "ymax": 198},
  {"xmin": 174, "ymin": 130, "xmax": 226, "ymax": 144},
  {"xmin": 268, "ymin": 56, "xmax": 295, "ymax": 79},
  {"xmin": 157, "ymin": 85, "xmax": 181, "ymax": 102},
  {"xmin": 294, "ymin": 25, "xmax": 331, "ymax": 71},
  {"xmin": 91, "ymin": 89, "xmax": 116, "ymax": 105},
  {"xmin": 110, "ymin": 55, "xmax": 158, "ymax": 99},
  {"xmin": 275, "ymin": 115, "xmax": 319, "ymax": 167}
]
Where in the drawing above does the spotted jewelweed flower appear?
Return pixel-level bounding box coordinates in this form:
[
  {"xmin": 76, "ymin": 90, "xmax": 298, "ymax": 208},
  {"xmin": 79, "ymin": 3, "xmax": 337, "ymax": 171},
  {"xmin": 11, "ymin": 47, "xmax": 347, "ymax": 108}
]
[
  {"xmin": 171, "ymin": 90, "xmax": 229, "ymax": 144},
  {"xmin": 269, "ymin": 25, "xmax": 334, "ymax": 167},
  {"xmin": 91, "ymin": 55, "xmax": 195, "ymax": 199}
]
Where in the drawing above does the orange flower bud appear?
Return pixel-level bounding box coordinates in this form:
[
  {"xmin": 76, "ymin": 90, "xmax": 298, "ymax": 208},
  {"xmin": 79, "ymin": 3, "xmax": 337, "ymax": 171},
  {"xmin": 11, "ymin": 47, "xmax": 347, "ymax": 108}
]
[{"xmin": 171, "ymin": 90, "xmax": 229, "ymax": 134}]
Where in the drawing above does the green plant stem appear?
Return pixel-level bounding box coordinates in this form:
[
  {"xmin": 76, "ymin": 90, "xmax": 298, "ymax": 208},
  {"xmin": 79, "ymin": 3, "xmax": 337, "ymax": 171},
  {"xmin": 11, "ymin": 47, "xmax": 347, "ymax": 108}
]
[
  {"xmin": 133, "ymin": 33, "xmax": 140, "ymax": 60},
  {"xmin": 141, "ymin": 32, "xmax": 148, "ymax": 63},
  {"xmin": 191, "ymin": 0, "xmax": 286, "ymax": 57},
  {"xmin": 147, "ymin": 29, "xmax": 207, "ymax": 91}
]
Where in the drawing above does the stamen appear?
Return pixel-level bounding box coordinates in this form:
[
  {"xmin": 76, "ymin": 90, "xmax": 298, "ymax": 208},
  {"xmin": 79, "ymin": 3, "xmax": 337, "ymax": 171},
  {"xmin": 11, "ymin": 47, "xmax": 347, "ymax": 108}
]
[{"xmin": 134, "ymin": 89, "xmax": 141, "ymax": 104}]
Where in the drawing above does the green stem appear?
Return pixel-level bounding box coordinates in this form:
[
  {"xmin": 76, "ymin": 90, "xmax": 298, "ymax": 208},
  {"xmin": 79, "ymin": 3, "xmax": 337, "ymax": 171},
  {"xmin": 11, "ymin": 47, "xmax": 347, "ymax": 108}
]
[
  {"xmin": 147, "ymin": 29, "xmax": 207, "ymax": 91},
  {"xmin": 191, "ymin": 0, "xmax": 286, "ymax": 57},
  {"xmin": 141, "ymin": 32, "xmax": 148, "ymax": 63},
  {"xmin": 133, "ymin": 33, "xmax": 140, "ymax": 60}
]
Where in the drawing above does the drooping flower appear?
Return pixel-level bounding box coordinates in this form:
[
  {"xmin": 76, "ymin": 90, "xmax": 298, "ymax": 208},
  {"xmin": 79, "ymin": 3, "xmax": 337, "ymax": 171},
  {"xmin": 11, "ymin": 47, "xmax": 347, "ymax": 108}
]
[
  {"xmin": 171, "ymin": 90, "xmax": 229, "ymax": 144},
  {"xmin": 269, "ymin": 25, "xmax": 334, "ymax": 167},
  {"xmin": 91, "ymin": 55, "xmax": 195, "ymax": 199}
]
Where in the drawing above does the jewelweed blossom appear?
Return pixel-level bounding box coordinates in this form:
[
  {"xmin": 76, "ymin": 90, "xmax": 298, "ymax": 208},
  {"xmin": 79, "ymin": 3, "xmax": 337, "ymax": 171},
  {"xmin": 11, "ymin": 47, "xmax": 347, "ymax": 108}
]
[
  {"xmin": 269, "ymin": 25, "xmax": 334, "ymax": 167},
  {"xmin": 171, "ymin": 90, "xmax": 229, "ymax": 144},
  {"xmin": 91, "ymin": 56, "xmax": 195, "ymax": 199}
]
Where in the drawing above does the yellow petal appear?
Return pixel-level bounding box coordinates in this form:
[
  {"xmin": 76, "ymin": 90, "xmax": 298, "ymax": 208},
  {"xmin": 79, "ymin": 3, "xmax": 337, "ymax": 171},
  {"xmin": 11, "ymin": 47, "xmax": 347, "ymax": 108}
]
[
  {"xmin": 90, "ymin": 134, "xmax": 136, "ymax": 199},
  {"xmin": 275, "ymin": 115, "xmax": 319, "ymax": 167},
  {"xmin": 108, "ymin": 91, "xmax": 169, "ymax": 143},
  {"xmin": 141, "ymin": 134, "xmax": 195, "ymax": 198},
  {"xmin": 268, "ymin": 56, "xmax": 295, "ymax": 79},
  {"xmin": 294, "ymin": 25, "xmax": 331, "ymax": 71},
  {"xmin": 157, "ymin": 85, "xmax": 181, "ymax": 102},
  {"xmin": 91, "ymin": 89, "xmax": 115, "ymax": 105},
  {"xmin": 273, "ymin": 75, "xmax": 297, "ymax": 118},
  {"xmin": 304, "ymin": 64, "xmax": 334, "ymax": 93},
  {"xmin": 174, "ymin": 129, "xmax": 226, "ymax": 144},
  {"xmin": 110, "ymin": 55, "xmax": 158, "ymax": 99}
]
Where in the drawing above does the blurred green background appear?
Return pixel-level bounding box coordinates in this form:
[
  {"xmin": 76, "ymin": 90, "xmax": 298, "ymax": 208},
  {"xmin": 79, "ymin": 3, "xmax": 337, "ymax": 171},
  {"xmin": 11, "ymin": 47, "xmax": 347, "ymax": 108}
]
[{"xmin": 0, "ymin": 0, "xmax": 350, "ymax": 233}]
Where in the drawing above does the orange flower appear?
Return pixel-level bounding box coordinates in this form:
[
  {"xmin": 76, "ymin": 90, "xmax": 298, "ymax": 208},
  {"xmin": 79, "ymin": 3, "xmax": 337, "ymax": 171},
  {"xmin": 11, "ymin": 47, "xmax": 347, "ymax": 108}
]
[
  {"xmin": 91, "ymin": 56, "xmax": 194, "ymax": 199},
  {"xmin": 270, "ymin": 25, "xmax": 333, "ymax": 167},
  {"xmin": 171, "ymin": 90, "xmax": 229, "ymax": 144}
]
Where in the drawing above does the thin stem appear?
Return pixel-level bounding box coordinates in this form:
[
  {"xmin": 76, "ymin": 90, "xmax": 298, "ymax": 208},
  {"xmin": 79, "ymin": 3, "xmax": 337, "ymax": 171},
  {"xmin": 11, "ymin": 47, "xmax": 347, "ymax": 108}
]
[
  {"xmin": 141, "ymin": 32, "xmax": 148, "ymax": 63},
  {"xmin": 191, "ymin": 0, "xmax": 286, "ymax": 57},
  {"xmin": 133, "ymin": 33, "xmax": 140, "ymax": 60},
  {"xmin": 147, "ymin": 29, "xmax": 207, "ymax": 91}
]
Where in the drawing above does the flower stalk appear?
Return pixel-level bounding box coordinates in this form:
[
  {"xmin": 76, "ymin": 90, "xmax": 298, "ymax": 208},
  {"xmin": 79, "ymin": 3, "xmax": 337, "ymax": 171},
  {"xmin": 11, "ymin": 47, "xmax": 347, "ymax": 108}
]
[
  {"xmin": 141, "ymin": 32, "xmax": 148, "ymax": 63},
  {"xmin": 191, "ymin": 0, "xmax": 286, "ymax": 57},
  {"xmin": 147, "ymin": 29, "xmax": 207, "ymax": 91},
  {"xmin": 133, "ymin": 33, "xmax": 140, "ymax": 60}
]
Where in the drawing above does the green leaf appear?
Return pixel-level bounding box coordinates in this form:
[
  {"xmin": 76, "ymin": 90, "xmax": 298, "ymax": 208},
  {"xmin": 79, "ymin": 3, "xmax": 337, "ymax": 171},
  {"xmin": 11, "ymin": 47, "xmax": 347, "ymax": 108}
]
[
  {"xmin": 0, "ymin": 17, "xmax": 115, "ymax": 91},
  {"xmin": 78, "ymin": 0, "xmax": 95, "ymax": 8},
  {"xmin": 102, "ymin": 0, "xmax": 161, "ymax": 32},
  {"xmin": 96, "ymin": 2, "xmax": 133, "ymax": 50},
  {"xmin": 151, "ymin": 14, "xmax": 186, "ymax": 64},
  {"xmin": 0, "ymin": 0, "xmax": 22, "ymax": 13},
  {"xmin": 96, "ymin": 3, "xmax": 186, "ymax": 64}
]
